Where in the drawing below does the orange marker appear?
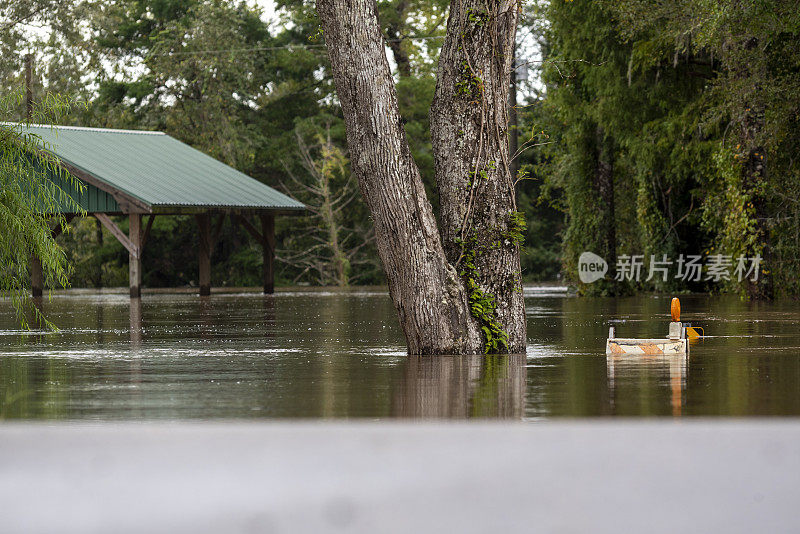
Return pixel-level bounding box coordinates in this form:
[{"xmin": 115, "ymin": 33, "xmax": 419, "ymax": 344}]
[{"xmin": 671, "ymin": 297, "xmax": 681, "ymax": 322}]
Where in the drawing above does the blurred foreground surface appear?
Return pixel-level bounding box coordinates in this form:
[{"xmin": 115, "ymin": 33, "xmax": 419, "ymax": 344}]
[
  {"xmin": 2, "ymin": 288, "xmax": 800, "ymax": 419},
  {"xmin": 1, "ymin": 421, "xmax": 798, "ymax": 534}
]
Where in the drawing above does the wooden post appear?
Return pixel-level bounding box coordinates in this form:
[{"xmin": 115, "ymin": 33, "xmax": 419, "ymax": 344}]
[
  {"xmin": 30, "ymin": 216, "xmax": 75, "ymax": 297},
  {"xmin": 31, "ymin": 257, "xmax": 43, "ymax": 297},
  {"xmin": 26, "ymin": 55, "xmax": 42, "ymax": 297},
  {"xmin": 196, "ymin": 213, "xmax": 211, "ymax": 296},
  {"xmin": 260, "ymin": 213, "xmax": 275, "ymax": 294},
  {"xmin": 129, "ymin": 214, "xmax": 142, "ymax": 298},
  {"xmin": 24, "ymin": 54, "xmax": 33, "ymax": 120}
]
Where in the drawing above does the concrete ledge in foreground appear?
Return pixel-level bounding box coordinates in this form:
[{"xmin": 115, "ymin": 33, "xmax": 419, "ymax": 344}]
[{"xmin": 1, "ymin": 421, "xmax": 799, "ymax": 534}]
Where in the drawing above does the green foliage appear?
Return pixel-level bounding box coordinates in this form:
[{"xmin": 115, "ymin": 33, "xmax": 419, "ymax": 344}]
[
  {"xmin": 457, "ymin": 234, "xmax": 509, "ymax": 354},
  {"xmin": 466, "ymin": 9, "xmax": 487, "ymax": 27},
  {"xmin": 18, "ymin": 0, "xmax": 800, "ymax": 302},
  {"xmin": 702, "ymin": 146, "xmax": 763, "ymax": 260},
  {"xmin": 455, "ymin": 60, "xmax": 484, "ymax": 99},
  {"xmin": 603, "ymin": 0, "xmax": 800, "ymax": 297},
  {"xmin": 396, "ymin": 76, "xmax": 439, "ymax": 210},
  {"xmin": 527, "ymin": 0, "xmax": 800, "ymax": 297},
  {"xmin": 377, "ymin": 0, "xmax": 448, "ymax": 77},
  {"xmin": 503, "ymin": 211, "xmax": 527, "ymax": 247},
  {"xmin": 0, "ymin": 90, "xmax": 84, "ymax": 328}
]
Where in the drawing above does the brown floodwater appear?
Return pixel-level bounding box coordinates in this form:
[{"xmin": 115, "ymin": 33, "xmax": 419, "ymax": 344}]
[{"xmin": 0, "ymin": 287, "xmax": 798, "ymax": 419}]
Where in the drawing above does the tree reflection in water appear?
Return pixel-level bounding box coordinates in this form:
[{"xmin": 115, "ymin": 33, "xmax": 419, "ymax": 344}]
[{"xmin": 392, "ymin": 354, "xmax": 526, "ymax": 418}]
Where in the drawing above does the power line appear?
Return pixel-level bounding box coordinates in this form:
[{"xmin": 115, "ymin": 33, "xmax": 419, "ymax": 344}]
[{"xmin": 148, "ymin": 35, "xmax": 444, "ymax": 56}]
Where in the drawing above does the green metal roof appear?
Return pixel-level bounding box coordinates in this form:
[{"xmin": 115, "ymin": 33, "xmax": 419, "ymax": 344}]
[{"xmin": 19, "ymin": 124, "xmax": 304, "ymax": 213}]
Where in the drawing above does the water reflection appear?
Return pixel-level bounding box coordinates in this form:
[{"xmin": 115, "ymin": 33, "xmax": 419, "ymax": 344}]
[
  {"xmin": 2, "ymin": 289, "xmax": 800, "ymax": 419},
  {"xmin": 393, "ymin": 354, "xmax": 526, "ymax": 418},
  {"xmin": 261, "ymin": 296, "xmax": 276, "ymax": 336},
  {"xmin": 130, "ymin": 298, "xmax": 142, "ymax": 346},
  {"xmin": 607, "ymin": 353, "xmax": 687, "ymax": 416}
]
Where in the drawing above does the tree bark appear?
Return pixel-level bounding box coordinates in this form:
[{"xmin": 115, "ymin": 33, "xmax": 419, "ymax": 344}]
[
  {"xmin": 430, "ymin": 0, "xmax": 526, "ymax": 351},
  {"xmin": 509, "ymin": 51, "xmax": 520, "ymax": 185},
  {"xmin": 317, "ymin": 0, "xmax": 525, "ymax": 354}
]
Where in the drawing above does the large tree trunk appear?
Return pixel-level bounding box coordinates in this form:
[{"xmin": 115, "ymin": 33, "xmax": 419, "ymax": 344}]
[
  {"xmin": 317, "ymin": 0, "xmax": 526, "ymax": 354},
  {"xmin": 430, "ymin": 0, "xmax": 526, "ymax": 351}
]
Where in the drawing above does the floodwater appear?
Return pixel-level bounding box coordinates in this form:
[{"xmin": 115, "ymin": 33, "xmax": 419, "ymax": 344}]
[{"xmin": 0, "ymin": 287, "xmax": 799, "ymax": 420}]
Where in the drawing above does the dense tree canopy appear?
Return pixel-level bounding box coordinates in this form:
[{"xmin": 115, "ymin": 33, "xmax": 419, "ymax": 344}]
[
  {"xmin": 2, "ymin": 0, "xmax": 799, "ymax": 300},
  {"xmin": 530, "ymin": 0, "xmax": 800, "ymax": 298}
]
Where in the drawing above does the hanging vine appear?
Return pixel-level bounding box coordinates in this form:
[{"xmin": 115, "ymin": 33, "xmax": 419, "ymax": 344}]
[{"xmin": 450, "ymin": 1, "xmax": 523, "ymax": 353}]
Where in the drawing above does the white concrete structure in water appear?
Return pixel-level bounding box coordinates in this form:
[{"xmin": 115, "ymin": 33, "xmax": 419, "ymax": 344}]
[{"xmin": 606, "ymin": 298, "xmax": 691, "ymax": 355}]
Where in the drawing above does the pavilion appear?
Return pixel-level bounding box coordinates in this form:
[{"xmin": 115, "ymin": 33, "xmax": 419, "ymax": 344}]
[{"xmin": 22, "ymin": 124, "xmax": 305, "ymax": 297}]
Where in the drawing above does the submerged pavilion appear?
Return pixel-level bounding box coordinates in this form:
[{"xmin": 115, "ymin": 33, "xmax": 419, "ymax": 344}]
[{"xmin": 19, "ymin": 124, "xmax": 305, "ymax": 297}]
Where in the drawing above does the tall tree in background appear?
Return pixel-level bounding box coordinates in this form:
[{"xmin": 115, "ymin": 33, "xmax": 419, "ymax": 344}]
[
  {"xmin": 279, "ymin": 121, "xmax": 377, "ymax": 285},
  {"xmin": 611, "ymin": 0, "xmax": 800, "ymax": 298},
  {"xmin": 536, "ymin": 0, "xmax": 719, "ymax": 295},
  {"xmin": 537, "ymin": 0, "xmax": 634, "ymax": 295},
  {"xmin": 317, "ymin": 0, "xmax": 526, "ymax": 354}
]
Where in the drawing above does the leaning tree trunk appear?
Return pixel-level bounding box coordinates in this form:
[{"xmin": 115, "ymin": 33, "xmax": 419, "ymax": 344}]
[{"xmin": 317, "ymin": 0, "xmax": 525, "ymax": 354}]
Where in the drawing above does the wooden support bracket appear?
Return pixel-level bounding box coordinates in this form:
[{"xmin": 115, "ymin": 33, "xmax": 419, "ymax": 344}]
[
  {"xmin": 141, "ymin": 215, "xmax": 156, "ymax": 250},
  {"xmin": 233, "ymin": 214, "xmax": 265, "ymax": 246},
  {"xmin": 211, "ymin": 213, "xmax": 225, "ymax": 248},
  {"xmin": 51, "ymin": 214, "xmax": 76, "ymax": 239},
  {"xmin": 95, "ymin": 213, "xmax": 139, "ymax": 258}
]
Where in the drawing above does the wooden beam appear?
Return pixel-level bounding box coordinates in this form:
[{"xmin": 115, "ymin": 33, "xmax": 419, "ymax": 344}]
[
  {"xmin": 260, "ymin": 213, "xmax": 275, "ymax": 294},
  {"xmin": 195, "ymin": 213, "xmax": 212, "ymax": 296},
  {"xmin": 129, "ymin": 214, "xmax": 142, "ymax": 298},
  {"xmin": 95, "ymin": 213, "xmax": 138, "ymax": 258},
  {"xmin": 51, "ymin": 214, "xmax": 76, "ymax": 240},
  {"xmin": 233, "ymin": 214, "xmax": 265, "ymax": 245},
  {"xmin": 141, "ymin": 215, "xmax": 156, "ymax": 250}
]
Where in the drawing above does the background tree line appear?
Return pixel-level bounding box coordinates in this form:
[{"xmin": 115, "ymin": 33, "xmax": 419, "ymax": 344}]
[
  {"xmin": 531, "ymin": 0, "xmax": 800, "ymax": 298},
  {"xmin": 2, "ymin": 0, "xmax": 798, "ymax": 298}
]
